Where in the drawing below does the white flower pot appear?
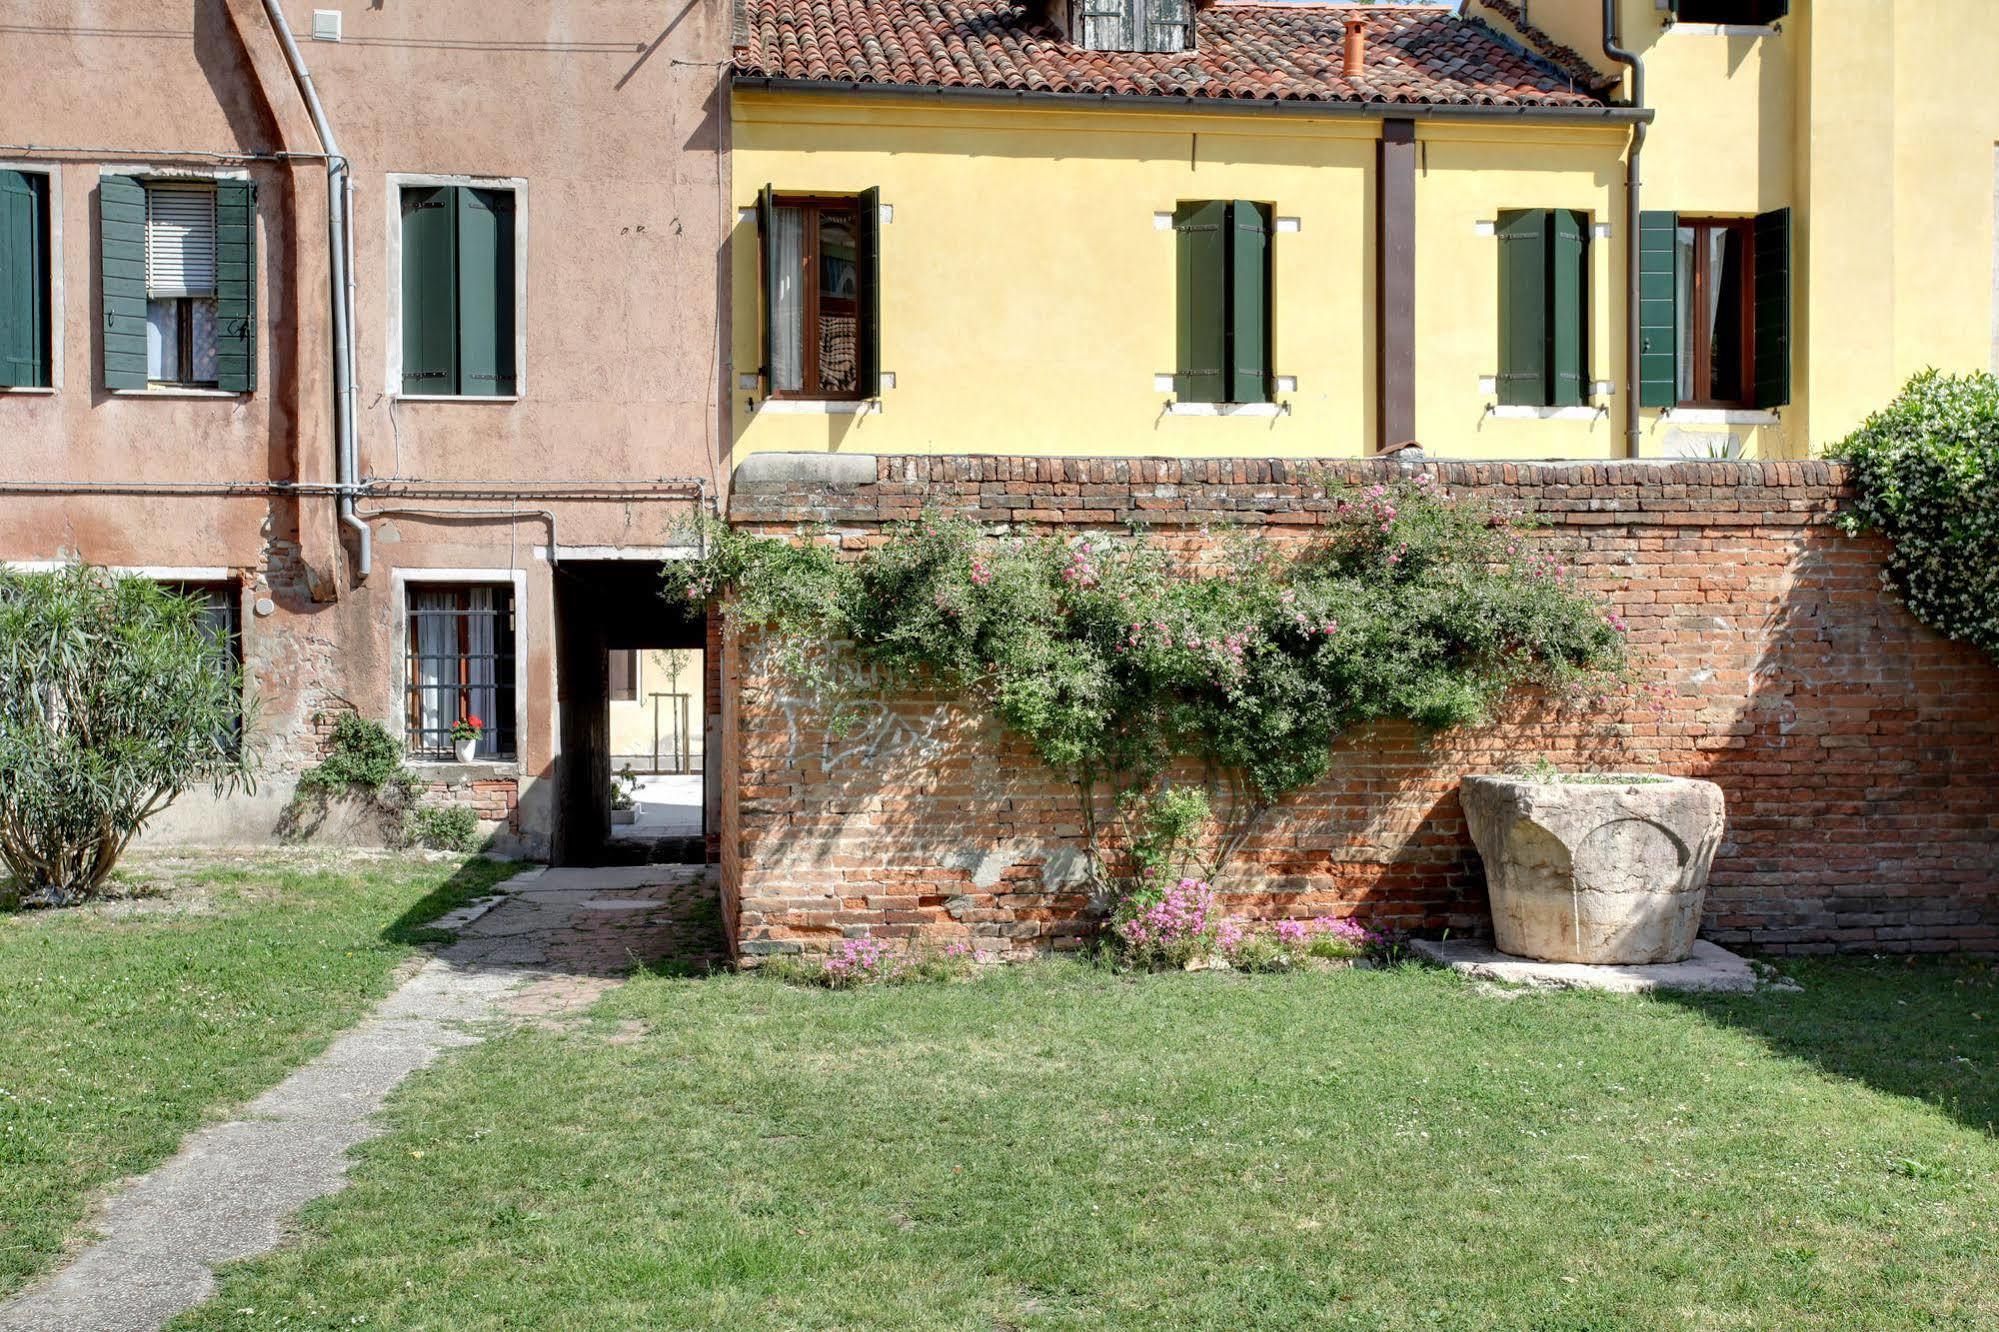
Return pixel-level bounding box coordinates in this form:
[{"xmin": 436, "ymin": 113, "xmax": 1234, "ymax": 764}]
[{"xmin": 453, "ymin": 736, "xmax": 478, "ymax": 764}]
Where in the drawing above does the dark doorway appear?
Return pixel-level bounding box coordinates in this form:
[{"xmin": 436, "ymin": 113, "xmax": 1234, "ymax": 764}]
[{"xmin": 552, "ymin": 559, "xmax": 709, "ymax": 866}]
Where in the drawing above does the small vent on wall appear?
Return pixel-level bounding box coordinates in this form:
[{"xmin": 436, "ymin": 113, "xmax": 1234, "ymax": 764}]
[{"xmin": 311, "ymin": 9, "xmax": 342, "ymax": 41}]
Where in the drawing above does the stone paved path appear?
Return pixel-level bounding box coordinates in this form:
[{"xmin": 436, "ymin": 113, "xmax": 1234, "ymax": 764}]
[{"xmin": 0, "ymin": 863, "xmax": 722, "ymax": 1332}]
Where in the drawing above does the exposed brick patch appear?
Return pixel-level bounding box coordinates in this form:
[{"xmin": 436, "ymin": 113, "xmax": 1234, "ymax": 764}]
[{"xmin": 722, "ymin": 456, "xmax": 1999, "ymax": 960}]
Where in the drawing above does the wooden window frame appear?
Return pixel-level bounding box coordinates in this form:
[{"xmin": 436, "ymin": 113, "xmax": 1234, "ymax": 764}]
[
  {"xmin": 1678, "ymin": 217, "xmax": 1756, "ymax": 410},
  {"xmin": 767, "ymin": 193, "xmax": 867, "ymax": 402},
  {"xmin": 403, "ymin": 584, "xmax": 518, "ymax": 760}
]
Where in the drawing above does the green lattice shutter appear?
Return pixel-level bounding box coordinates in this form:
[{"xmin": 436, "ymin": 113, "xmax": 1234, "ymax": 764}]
[
  {"xmin": 100, "ymin": 174, "xmax": 149, "ymax": 389},
  {"xmin": 855, "ymin": 186, "xmax": 881, "ymax": 399},
  {"xmin": 1753, "ymin": 206, "xmax": 1791, "ymax": 409},
  {"xmin": 455, "ymin": 187, "xmax": 515, "ymax": 396},
  {"xmin": 1637, "ymin": 209, "xmax": 1678, "ymax": 409},
  {"xmin": 1173, "ymin": 199, "xmax": 1228, "ymax": 404},
  {"xmin": 1496, "ymin": 210, "xmax": 1548, "ymax": 407},
  {"xmin": 756, "ymin": 183, "xmax": 777, "ymax": 391},
  {"xmin": 1229, "ymin": 201, "xmax": 1272, "ymax": 405},
  {"xmin": 400, "ymin": 186, "xmax": 457, "ymax": 394},
  {"xmin": 0, "ymin": 169, "xmax": 49, "ymax": 388},
  {"xmin": 1551, "ymin": 208, "xmax": 1589, "ymax": 408},
  {"xmin": 213, "ymin": 179, "xmax": 257, "ymax": 393}
]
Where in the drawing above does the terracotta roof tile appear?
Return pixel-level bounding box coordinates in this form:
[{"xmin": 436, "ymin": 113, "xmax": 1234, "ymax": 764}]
[{"xmin": 735, "ymin": 0, "xmax": 1608, "ymax": 108}]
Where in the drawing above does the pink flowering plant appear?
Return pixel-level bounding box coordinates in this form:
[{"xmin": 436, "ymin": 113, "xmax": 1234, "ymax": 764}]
[
  {"xmin": 768, "ymin": 936, "xmax": 980, "ymax": 989},
  {"xmin": 673, "ymin": 474, "xmax": 1629, "ymax": 923}
]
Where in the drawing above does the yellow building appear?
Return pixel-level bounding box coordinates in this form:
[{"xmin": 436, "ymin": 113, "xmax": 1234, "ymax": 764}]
[{"xmin": 727, "ymin": 0, "xmax": 1999, "ymax": 464}]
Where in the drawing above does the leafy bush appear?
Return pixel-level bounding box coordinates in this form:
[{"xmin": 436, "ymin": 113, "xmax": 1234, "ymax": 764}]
[
  {"xmin": 0, "ymin": 567, "xmax": 254, "ymax": 905},
  {"xmin": 402, "ymin": 803, "xmax": 480, "ymax": 852},
  {"xmin": 1829, "ymin": 369, "xmax": 1999, "ymax": 656},
  {"xmin": 296, "ymin": 714, "xmax": 413, "ymax": 797}
]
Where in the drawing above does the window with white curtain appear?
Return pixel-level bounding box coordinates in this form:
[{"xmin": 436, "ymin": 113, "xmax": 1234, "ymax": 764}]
[
  {"xmin": 405, "ymin": 584, "xmax": 517, "ymax": 759},
  {"xmin": 143, "ymin": 181, "xmax": 219, "ymax": 386}
]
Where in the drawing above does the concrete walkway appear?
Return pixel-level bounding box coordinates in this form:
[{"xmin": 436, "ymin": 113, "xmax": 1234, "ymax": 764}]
[{"xmin": 0, "ymin": 863, "xmax": 722, "ymax": 1332}]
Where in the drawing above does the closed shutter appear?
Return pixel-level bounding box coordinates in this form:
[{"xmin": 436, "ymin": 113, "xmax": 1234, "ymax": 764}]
[
  {"xmin": 213, "ymin": 179, "xmax": 257, "ymax": 394},
  {"xmin": 0, "ymin": 169, "xmax": 49, "ymax": 388},
  {"xmin": 1173, "ymin": 199, "xmax": 1228, "ymax": 403},
  {"xmin": 400, "ymin": 186, "xmax": 457, "ymax": 394},
  {"xmin": 1079, "ymin": 0, "xmax": 1131, "ymax": 51},
  {"xmin": 100, "ymin": 174, "xmax": 149, "ymax": 389},
  {"xmin": 1229, "ymin": 200, "xmax": 1271, "ymax": 404},
  {"xmin": 1550, "ymin": 208, "xmax": 1589, "ymax": 407},
  {"xmin": 855, "ymin": 186, "xmax": 882, "ymax": 398},
  {"xmin": 1637, "ymin": 209, "xmax": 1678, "ymax": 409},
  {"xmin": 756, "ymin": 183, "xmax": 777, "ymax": 391},
  {"xmin": 455, "ymin": 187, "xmax": 515, "ymax": 396},
  {"xmin": 144, "ymin": 182, "xmax": 216, "ymax": 297},
  {"xmin": 1753, "ymin": 207, "xmax": 1791, "ymax": 409},
  {"xmin": 1140, "ymin": 0, "xmax": 1188, "ymax": 52},
  {"xmin": 1496, "ymin": 210, "xmax": 1549, "ymax": 407}
]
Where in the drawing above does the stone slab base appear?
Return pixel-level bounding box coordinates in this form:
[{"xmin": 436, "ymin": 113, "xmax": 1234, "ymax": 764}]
[{"xmin": 1410, "ymin": 938, "xmax": 1791, "ymax": 994}]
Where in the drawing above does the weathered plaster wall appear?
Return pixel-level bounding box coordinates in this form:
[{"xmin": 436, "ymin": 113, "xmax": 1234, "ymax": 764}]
[{"xmin": 722, "ymin": 454, "xmax": 1999, "ymax": 960}]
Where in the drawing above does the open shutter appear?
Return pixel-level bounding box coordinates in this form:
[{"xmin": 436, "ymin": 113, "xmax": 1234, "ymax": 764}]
[
  {"xmin": 855, "ymin": 186, "xmax": 881, "ymax": 398},
  {"xmin": 455, "ymin": 187, "xmax": 516, "ymax": 396},
  {"xmin": 100, "ymin": 174, "xmax": 149, "ymax": 389},
  {"xmin": 1173, "ymin": 200, "xmax": 1228, "ymax": 403},
  {"xmin": 400, "ymin": 186, "xmax": 457, "ymax": 394},
  {"xmin": 756, "ymin": 184, "xmax": 777, "ymax": 391},
  {"xmin": 1228, "ymin": 201, "xmax": 1271, "ymax": 404},
  {"xmin": 213, "ymin": 179, "xmax": 257, "ymax": 394},
  {"xmin": 1637, "ymin": 209, "xmax": 1678, "ymax": 409},
  {"xmin": 1496, "ymin": 210, "xmax": 1549, "ymax": 407},
  {"xmin": 1753, "ymin": 206, "xmax": 1791, "ymax": 409},
  {"xmin": 0, "ymin": 170, "xmax": 49, "ymax": 388},
  {"xmin": 1550, "ymin": 208, "xmax": 1589, "ymax": 407}
]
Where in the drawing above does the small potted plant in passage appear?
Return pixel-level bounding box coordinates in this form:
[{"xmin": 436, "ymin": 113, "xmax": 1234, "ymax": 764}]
[
  {"xmin": 450, "ymin": 714, "xmax": 484, "ymax": 764},
  {"xmin": 1460, "ymin": 763, "xmax": 1726, "ymax": 965},
  {"xmin": 610, "ymin": 765, "xmax": 638, "ymax": 825}
]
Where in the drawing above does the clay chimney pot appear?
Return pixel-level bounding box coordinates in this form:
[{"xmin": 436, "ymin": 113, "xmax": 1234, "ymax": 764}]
[{"xmin": 1342, "ymin": 17, "xmax": 1368, "ymax": 77}]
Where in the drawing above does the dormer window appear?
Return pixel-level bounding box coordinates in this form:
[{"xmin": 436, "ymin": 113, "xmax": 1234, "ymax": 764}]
[
  {"xmin": 1073, "ymin": 0, "xmax": 1190, "ymax": 53},
  {"xmin": 1668, "ymin": 0, "xmax": 1787, "ymax": 24}
]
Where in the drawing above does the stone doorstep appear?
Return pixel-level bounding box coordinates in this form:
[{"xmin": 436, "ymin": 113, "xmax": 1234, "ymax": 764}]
[{"xmin": 1410, "ymin": 938, "xmax": 1798, "ymax": 995}]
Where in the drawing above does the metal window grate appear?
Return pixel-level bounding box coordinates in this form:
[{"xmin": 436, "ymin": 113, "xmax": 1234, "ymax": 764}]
[{"xmin": 404, "ymin": 585, "xmax": 517, "ymax": 759}]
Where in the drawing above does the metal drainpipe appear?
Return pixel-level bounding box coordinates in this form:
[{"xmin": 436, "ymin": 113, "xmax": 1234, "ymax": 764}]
[
  {"xmin": 262, "ymin": 0, "xmax": 370, "ymax": 577},
  {"xmin": 1604, "ymin": 0, "xmax": 1646, "ymax": 460}
]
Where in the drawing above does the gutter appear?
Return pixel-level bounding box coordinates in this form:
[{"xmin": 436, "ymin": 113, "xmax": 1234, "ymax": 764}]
[
  {"xmin": 1602, "ymin": 0, "xmax": 1646, "ymax": 459},
  {"xmin": 729, "ymin": 75, "xmax": 1655, "ymax": 125},
  {"xmin": 261, "ymin": 0, "xmax": 370, "ymax": 578}
]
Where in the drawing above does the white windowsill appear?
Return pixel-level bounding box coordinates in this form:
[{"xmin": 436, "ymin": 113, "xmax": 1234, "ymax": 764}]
[
  {"xmin": 405, "ymin": 758, "xmax": 521, "ymax": 778},
  {"xmin": 1665, "ymin": 23, "xmax": 1780, "ymax": 37},
  {"xmin": 393, "ymin": 394, "xmax": 521, "ymax": 404},
  {"xmin": 1662, "ymin": 407, "xmax": 1779, "ymax": 426},
  {"xmin": 110, "ymin": 386, "xmax": 247, "ymax": 399},
  {"xmin": 755, "ymin": 398, "xmax": 877, "ymax": 415},
  {"xmin": 1167, "ymin": 401, "xmax": 1287, "ymax": 417},
  {"xmin": 0, "ymin": 386, "xmax": 57, "ymax": 395},
  {"xmin": 1488, "ymin": 405, "xmax": 1609, "ymax": 421}
]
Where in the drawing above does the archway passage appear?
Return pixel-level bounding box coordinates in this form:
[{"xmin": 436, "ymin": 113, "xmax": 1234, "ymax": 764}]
[{"xmin": 552, "ymin": 559, "xmax": 714, "ymax": 867}]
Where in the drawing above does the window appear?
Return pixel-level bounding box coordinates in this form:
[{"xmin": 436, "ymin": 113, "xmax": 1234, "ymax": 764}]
[
  {"xmin": 399, "ymin": 185, "xmax": 517, "ymax": 396},
  {"xmin": 100, "ymin": 174, "xmax": 256, "ymax": 393},
  {"xmin": 405, "ymin": 585, "xmax": 517, "ymax": 760},
  {"xmin": 609, "ymin": 649, "xmax": 638, "ymax": 702},
  {"xmin": 167, "ymin": 581, "xmax": 243, "ymax": 751},
  {"xmin": 1638, "ymin": 209, "xmax": 1790, "ymax": 411},
  {"xmin": 0, "ymin": 168, "xmax": 52, "ymax": 388},
  {"xmin": 1495, "ymin": 209, "xmax": 1590, "ymax": 408},
  {"xmin": 1172, "ymin": 200, "xmax": 1272, "ymax": 406},
  {"xmin": 1670, "ymin": 0, "xmax": 1787, "ymax": 24},
  {"xmin": 755, "ymin": 187, "xmax": 880, "ymax": 400},
  {"xmin": 1075, "ymin": 0, "xmax": 1190, "ymax": 53}
]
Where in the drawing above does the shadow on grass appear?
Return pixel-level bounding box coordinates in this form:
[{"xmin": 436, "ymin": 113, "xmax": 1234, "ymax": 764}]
[
  {"xmin": 1664, "ymin": 955, "xmax": 1999, "ymax": 1138},
  {"xmin": 380, "ymin": 858, "xmax": 527, "ymax": 947}
]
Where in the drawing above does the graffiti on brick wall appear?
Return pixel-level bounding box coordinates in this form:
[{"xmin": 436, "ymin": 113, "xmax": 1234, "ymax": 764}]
[{"xmin": 755, "ymin": 645, "xmax": 959, "ymax": 770}]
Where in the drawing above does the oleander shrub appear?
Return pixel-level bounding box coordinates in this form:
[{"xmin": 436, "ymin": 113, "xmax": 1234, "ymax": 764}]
[{"xmin": 1830, "ymin": 369, "xmax": 1999, "ymax": 657}]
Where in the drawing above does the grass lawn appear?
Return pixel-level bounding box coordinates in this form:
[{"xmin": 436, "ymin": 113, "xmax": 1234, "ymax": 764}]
[
  {"xmin": 171, "ymin": 954, "xmax": 1997, "ymax": 1331},
  {"xmin": 0, "ymin": 851, "xmax": 520, "ymax": 1296}
]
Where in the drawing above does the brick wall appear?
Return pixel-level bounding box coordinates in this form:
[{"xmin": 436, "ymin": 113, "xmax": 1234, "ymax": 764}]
[{"xmin": 723, "ymin": 456, "xmax": 1999, "ymax": 960}]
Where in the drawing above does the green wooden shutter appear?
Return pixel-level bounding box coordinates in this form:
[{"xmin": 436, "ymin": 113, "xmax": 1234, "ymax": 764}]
[
  {"xmin": 455, "ymin": 187, "xmax": 515, "ymax": 396},
  {"xmin": 1637, "ymin": 209, "xmax": 1679, "ymax": 409},
  {"xmin": 1228, "ymin": 201, "xmax": 1272, "ymax": 404},
  {"xmin": 1753, "ymin": 207, "xmax": 1791, "ymax": 409},
  {"xmin": 400, "ymin": 186, "xmax": 457, "ymax": 394},
  {"xmin": 855, "ymin": 186, "xmax": 881, "ymax": 398},
  {"xmin": 1550, "ymin": 208, "xmax": 1589, "ymax": 408},
  {"xmin": 756, "ymin": 183, "xmax": 777, "ymax": 391},
  {"xmin": 0, "ymin": 170, "xmax": 49, "ymax": 388},
  {"xmin": 213, "ymin": 179, "xmax": 257, "ymax": 394},
  {"xmin": 100, "ymin": 174, "xmax": 149, "ymax": 389},
  {"xmin": 1173, "ymin": 200, "xmax": 1228, "ymax": 403},
  {"xmin": 1496, "ymin": 210, "xmax": 1549, "ymax": 407}
]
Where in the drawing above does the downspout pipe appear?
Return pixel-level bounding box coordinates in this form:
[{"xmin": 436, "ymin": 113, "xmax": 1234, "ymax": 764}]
[
  {"xmin": 1603, "ymin": 0, "xmax": 1646, "ymax": 460},
  {"xmin": 261, "ymin": 0, "xmax": 370, "ymax": 577}
]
